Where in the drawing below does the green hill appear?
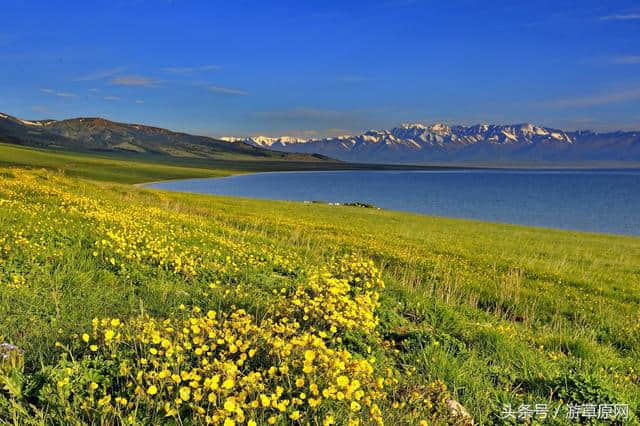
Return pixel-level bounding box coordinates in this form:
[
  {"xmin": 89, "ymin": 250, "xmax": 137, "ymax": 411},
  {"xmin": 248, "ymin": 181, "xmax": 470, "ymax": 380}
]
[{"xmin": 0, "ymin": 112, "xmax": 334, "ymax": 163}]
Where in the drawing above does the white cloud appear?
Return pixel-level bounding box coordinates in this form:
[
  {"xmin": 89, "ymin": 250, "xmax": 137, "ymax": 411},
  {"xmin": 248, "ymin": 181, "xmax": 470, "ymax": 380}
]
[
  {"xmin": 547, "ymin": 88, "xmax": 640, "ymax": 108},
  {"xmin": 111, "ymin": 75, "xmax": 159, "ymax": 87},
  {"xmin": 600, "ymin": 13, "xmax": 640, "ymax": 21},
  {"xmin": 103, "ymin": 96, "xmax": 120, "ymax": 101},
  {"xmin": 41, "ymin": 88, "xmax": 76, "ymax": 98},
  {"xmin": 74, "ymin": 67, "xmax": 126, "ymax": 81},
  {"xmin": 206, "ymin": 85, "xmax": 248, "ymax": 96},
  {"xmin": 162, "ymin": 65, "xmax": 221, "ymax": 74},
  {"xmin": 135, "ymin": 99, "xmax": 145, "ymax": 104}
]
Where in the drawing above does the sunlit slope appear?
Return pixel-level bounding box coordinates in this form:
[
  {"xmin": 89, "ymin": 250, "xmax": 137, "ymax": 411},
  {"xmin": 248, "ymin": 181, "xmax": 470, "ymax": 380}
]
[
  {"xmin": 0, "ymin": 142, "xmax": 449, "ymax": 185},
  {"xmin": 0, "ymin": 142, "xmax": 234, "ymax": 183},
  {"xmin": 0, "ymin": 166, "xmax": 638, "ymax": 424}
]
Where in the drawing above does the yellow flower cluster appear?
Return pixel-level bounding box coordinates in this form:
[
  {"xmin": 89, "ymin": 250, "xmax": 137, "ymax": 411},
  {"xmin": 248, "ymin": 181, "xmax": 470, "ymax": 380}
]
[
  {"xmin": 0, "ymin": 169, "xmax": 305, "ymax": 293},
  {"xmin": 60, "ymin": 261, "xmax": 391, "ymax": 425},
  {"xmin": 286, "ymin": 255, "xmax": 384, "ymax": 334},
  {"xmin": 94, "ymin": 224, "xmax": 200, "ymax": 278}
]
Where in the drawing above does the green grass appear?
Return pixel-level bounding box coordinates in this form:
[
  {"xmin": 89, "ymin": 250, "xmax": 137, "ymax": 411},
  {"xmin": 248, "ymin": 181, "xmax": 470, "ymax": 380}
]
[
  {"xmin": 0, "ymin": 142, "xmax": 466, "ymax": 184},
  {"xmin": 0, "ymin": 142, "xmax": 236, "ymax": 183},
  {"xmin": 0, "ymin": 145, "xmax": 638, "ymax": 424}
]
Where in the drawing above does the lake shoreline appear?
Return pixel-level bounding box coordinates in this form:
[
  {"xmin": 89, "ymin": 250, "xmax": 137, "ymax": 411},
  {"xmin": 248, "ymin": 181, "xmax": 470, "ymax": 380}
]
[
  {"xmin": 146, "ymin": 169, "xmax": 640, "ymax": 237},
  {"xmin": 136, "ymin": 161, "xmax": 640, "ymax": 187}
]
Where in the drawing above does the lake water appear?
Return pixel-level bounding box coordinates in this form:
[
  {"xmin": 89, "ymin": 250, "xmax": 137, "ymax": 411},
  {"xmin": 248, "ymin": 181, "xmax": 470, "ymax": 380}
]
[{"xmin": 147, "ymin": 169, "xmax": 640, "ymax": 236}]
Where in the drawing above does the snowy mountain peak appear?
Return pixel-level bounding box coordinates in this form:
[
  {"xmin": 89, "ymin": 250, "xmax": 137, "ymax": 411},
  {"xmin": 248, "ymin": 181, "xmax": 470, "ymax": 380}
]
[
  {"xmin": 220, "ymin": 136, "xmax": 244, "ymax": 142},
  {"xmin": 232, "ymin": 121, "xmax": 605, "ymax": 163},
  {"xmin": 228, "ymin": 135, "xmax": 311, "ymax": 147},
  {"xmin": 428, "ymin": 123, "xmax": 450, "ymax": 132},
  {"xmin": 237, "ymin": 122, "xmax": 577, "ymax": 149},
  {"xmin": 399, "ymin": 123, "xmax": 427, "ymax": 130},
  {"xmin": 397, "ymin": 122, "xmax": 450, "ymax": 133}
]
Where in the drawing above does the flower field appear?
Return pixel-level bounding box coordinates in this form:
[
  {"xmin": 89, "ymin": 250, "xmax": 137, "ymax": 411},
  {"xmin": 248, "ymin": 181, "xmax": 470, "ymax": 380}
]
[{"xmin": 0, "ymin": 163, "xmax": 638, "ymax": 424}]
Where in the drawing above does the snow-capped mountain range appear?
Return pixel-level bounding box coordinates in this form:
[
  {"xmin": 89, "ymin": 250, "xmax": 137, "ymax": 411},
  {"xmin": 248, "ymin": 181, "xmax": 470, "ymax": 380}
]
[
  {"xmin": 227, "ymin": 123, "xmax": 640, "ymax": 163},
  {"xmin": 2, "ymin": 110, "xmax": 638, "ymax": 164}
]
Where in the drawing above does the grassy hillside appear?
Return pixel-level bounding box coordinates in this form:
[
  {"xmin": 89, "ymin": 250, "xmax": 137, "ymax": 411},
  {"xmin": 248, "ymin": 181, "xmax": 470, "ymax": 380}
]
[
  {"xmin": 0, "ymin": 142, "xmax": 463, "ymax": 184},
  {"xmin": 0, "ymin": 113, "xmax": 336, "ymax": 164},
  {"xmin": 0, "ymin": 150, "xmax": 638, "ymax": 424},
  {"xmin": 0, "ymin": 142, "xmax": 235, "ymax": 183}
]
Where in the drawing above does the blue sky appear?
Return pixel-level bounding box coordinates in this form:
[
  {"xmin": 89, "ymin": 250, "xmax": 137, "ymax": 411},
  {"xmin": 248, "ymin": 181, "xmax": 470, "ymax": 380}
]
[{"xmin": 1, "ymin": 0, "xmax": 639, "ymax": 137}]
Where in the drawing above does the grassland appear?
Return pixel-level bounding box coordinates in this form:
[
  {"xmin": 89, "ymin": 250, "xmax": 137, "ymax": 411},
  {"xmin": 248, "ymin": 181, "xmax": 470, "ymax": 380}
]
[
  {"xmin": 0, "ymin": 142, "xmax": 469, "ymax": 185},
  {"xmin": 0, "ymin": 144, "xmax": 638, "ymax": 425},
  {"xmin": 0, "ymin": 142, "xmax": 240, "ymax": 183}
]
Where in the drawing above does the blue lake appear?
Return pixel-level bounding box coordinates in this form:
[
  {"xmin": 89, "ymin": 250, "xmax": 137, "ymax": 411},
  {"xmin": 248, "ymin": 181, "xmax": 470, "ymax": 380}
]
[{"xmin": 147, "ymin": 169, "xmax": 640, "ymax": 236}]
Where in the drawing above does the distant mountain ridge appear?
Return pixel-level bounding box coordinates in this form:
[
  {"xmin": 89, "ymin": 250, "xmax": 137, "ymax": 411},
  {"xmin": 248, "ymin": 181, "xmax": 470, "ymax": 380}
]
[
  {"xmin": 234, "ymin": 123, "xmax": 640, "ymax": 163},
  {"xmin": 3, "ymin": 111, "xmax": 638, "ymax": 164},
  {"xmin": 0, "ymin": 112, "xmax": 331, "ymax": 162}
]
